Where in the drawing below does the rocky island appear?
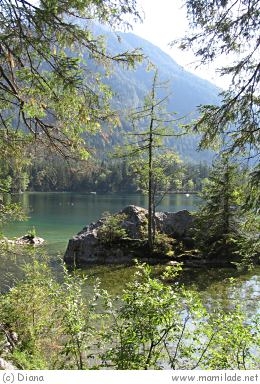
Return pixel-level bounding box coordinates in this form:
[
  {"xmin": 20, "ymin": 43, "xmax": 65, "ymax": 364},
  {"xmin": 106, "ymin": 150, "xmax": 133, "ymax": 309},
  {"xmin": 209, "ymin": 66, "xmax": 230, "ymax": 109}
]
[{"xmin": 64, "ymin": 205, "xmax": 202, "ymax": 267}]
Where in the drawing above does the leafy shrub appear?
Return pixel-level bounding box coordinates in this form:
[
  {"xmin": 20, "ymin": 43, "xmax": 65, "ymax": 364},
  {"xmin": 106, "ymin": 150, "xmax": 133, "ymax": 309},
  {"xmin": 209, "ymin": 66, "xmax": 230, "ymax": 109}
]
[
  {"xmin": 0, "ymin": 258, "xmax": 259, "ymax": 369},
  {"xmin": 0, "ymin": 254, "xmax": 102, "ymax": 369},
  {"xmin": 101, "ymin": 263, "xmax": 259, "ymax": 369},
  {"xmin": 152, "ymin": 231, "xmax": 174, "ymax": 256},
  {"xmin": 98, "ymin": 212, "xmax": 128, "ymax": 245}
]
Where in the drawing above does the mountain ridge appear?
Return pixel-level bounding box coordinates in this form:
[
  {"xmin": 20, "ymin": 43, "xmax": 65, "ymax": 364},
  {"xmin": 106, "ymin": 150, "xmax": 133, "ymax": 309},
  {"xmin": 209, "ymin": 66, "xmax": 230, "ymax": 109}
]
[{"xmin": 88, "ymin": 25, "xmax": 220, "ymax": 162}]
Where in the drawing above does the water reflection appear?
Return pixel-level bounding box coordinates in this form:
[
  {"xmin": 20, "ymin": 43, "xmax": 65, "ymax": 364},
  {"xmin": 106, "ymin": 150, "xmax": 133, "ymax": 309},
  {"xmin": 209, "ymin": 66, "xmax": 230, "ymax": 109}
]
[{"xmin": 74, "ymin": 263, "xmax": 260, "ymax": 316}]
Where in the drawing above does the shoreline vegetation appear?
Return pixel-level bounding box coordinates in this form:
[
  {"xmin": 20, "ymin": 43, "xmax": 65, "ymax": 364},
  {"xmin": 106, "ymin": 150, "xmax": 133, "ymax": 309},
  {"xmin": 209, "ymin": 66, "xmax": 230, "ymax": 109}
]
[
  {"xmin": 10, "ymin": 191, "xmax": 200, "ymax": 195},
  {"xmin": 0, "ymin": 255, "xmax": 259, "ymax": 370}
]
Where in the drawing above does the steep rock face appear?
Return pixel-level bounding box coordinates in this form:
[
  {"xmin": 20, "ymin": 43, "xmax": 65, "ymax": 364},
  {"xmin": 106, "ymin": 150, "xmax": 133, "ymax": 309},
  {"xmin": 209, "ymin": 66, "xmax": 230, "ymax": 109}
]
[{"xmin": 64, "ymin": 205, "xmax": 194, "ymax": 266}]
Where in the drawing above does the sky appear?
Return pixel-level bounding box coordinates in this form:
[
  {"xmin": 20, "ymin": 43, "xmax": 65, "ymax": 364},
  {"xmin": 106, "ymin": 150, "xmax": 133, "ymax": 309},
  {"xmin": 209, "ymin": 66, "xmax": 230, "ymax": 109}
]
[{"xmin": 131, "ymin": 0, "xmax": 226, "ymax": 88}]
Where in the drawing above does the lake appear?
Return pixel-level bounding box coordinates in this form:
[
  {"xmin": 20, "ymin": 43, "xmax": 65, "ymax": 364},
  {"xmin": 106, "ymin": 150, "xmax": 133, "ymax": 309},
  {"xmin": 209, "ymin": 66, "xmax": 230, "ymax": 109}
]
[
  {"xmin": 2, "ymin": 192, "xmax": 260, "ymax": 315},
  {"xmin": 4, "ymin": 192, "xmax": 200, "ymax": 254}
]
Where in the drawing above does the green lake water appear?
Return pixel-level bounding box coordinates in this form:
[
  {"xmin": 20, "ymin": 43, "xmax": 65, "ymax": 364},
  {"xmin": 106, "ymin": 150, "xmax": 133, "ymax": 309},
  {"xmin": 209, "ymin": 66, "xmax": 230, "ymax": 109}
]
[
  {"xmin": 1, "ymin": 192, "xmax": 260, "ymax": 315},
  {"xmin": 4, "ymin": 192, "xmax": 200, "ymax": 254}
]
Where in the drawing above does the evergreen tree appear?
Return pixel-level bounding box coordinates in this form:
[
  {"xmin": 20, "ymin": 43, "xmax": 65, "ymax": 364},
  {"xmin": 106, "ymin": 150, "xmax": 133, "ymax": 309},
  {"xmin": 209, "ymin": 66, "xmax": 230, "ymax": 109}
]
[
  {"xmin": 195, "ymin": 155, "xmax": 245, "ymax": 263},
  {"xmin": 0, "ymin": 0, "xmax": 143, "ymax": 159},
  {"xmin": 116, "ymin": 69, "xmax": 183, "ymax": 250},
  {"xmin": 175, "ymin": 0, "xmax": 260, "ymax": 207}
]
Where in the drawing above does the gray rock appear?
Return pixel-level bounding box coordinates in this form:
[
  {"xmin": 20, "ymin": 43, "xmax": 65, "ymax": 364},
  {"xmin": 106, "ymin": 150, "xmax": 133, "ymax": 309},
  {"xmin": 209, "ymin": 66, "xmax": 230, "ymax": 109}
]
[
  {"xmin": 3, "ymin": 235, "xmax": 45, "ymax": 246},
  {"xmin": 120, "ymin": 205, "xmax": 148, "ymax": 239},
  {"xmin": 64, "ymin": 205, "xmax": 194, "ymax": 266},
  {"xmin": 0, "ymin": 357, "xmax": 17, "ymax": 370},
  {"xmin": 158, "ymin": 210, "xmax": 194, "ymax": 238},
  {"xmin": 15, "ymin": 235, "xmax": 45, "ymax": 245}
]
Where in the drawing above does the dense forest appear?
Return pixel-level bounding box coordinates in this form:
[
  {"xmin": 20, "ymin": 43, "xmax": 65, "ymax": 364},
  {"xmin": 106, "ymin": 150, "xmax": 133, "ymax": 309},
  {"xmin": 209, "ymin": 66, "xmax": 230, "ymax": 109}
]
[{"xmin": 2, "ymin": 145, "xmax": 211, "ymax": 193}]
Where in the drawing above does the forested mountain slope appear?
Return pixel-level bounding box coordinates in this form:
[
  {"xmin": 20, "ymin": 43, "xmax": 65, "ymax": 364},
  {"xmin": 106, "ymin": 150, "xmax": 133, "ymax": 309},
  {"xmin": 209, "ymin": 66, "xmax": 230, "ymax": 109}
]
[{"xmin": 88, "ymin": 24, "xmax": 220, "ymax": 162}]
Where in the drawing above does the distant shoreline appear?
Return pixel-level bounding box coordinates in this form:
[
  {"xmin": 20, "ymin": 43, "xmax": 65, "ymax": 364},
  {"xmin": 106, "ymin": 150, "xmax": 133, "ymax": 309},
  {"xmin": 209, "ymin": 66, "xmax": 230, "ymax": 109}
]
[{"xmin": 11, "ymin": 190, "xmax": 200, "ymax": 195}]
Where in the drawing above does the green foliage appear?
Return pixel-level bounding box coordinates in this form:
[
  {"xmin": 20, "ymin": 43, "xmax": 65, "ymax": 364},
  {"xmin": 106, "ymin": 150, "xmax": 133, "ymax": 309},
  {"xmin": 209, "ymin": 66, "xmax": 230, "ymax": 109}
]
[
  {"xmin": 245, "ymin": 165, "xmax": 260, "ymax": 213},
  {"xmin": 101, "ymin": 262, "xmax": 259, "ymax": 369},
  {"xmin": 0, "ymin": 176, "xmax": 12, "ymax": 194},
  {"xmin": 234, "ymin": 214, "xmax": 260, "ymax": 269},
  {"xmin": 0, "ymin": 131, "xmax": 29, "ymax": 229},
  {"xmin": 0, "ymin": 190, "xmax": 25, "ymax": 232},
  {"xmin": 26, "ymin": 227, "xmax": 37, "ymax": 239},
  {"xmin": 194, "ymin": 155, "xmax": 259, "ymax": 265},
  {"xmin": 0, "ymin": 0, "xmax": 143, "ymax": 160},
  {"xmin": 19, "ymin": 147, "xmax": 210, "ymax": 193},
  {"xmin": 115, "ymin": 68, "xmax": 186, "ymax": 250},
  {"xmin": 56, "ymin": 265, "xmax": 102, "ymax": 369},
  {"xmin": 194, "ymin": 156, "xmax": 241, "ymax": 260},
  {"xmin": 0, "ymin": 130, "xmax": 31, "ymax": 194},
  {"xmin": 0, "ymin": 174, "xmax": 26, "ymax": 228},
  {"xmin": 98, "ymin": 212, "xmax": 128, "ymax": 245},
  {"xmin": 130, "ymin": 152, "xmax": 184, "ymax": 198},
  {"xmin": 0, "ymin": 259, "xmax": 259, "ymax": 369},
  {"xmin": 0, "ymin": 256, "xmax": 61, "ymax": 368},
  {"xmin": 0, "ymin": 254, "xmax": 103, "ymax": 369},
  {"xmin": 0, "ymin": 202, "xmax": 25, "ymax": 228},
  {"xmin": 175, "ymin": 0, "xmax": 259, "ymax": 207},
  {"xmin": 200, "ymin": 311, "xmax": 260, "ymax": 370},
  {"xmin": 152, "ymin": 232, "xmax": 174, "ymax": 256}
]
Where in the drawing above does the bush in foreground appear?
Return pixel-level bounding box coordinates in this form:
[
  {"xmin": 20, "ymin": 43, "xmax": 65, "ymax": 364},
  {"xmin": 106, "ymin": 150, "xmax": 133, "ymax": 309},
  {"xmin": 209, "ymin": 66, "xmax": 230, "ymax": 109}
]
[{"xmin": 0, "ymin": 256, "xmax": 259, "ymax": 369}]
